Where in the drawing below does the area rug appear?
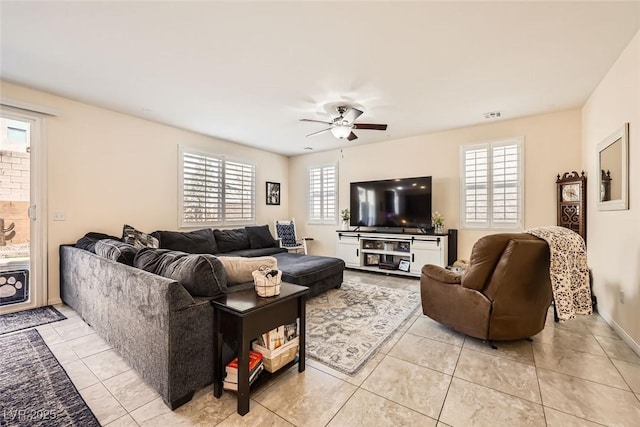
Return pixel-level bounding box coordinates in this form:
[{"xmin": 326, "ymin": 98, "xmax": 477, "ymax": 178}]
[
  {"xmin": 306, "ymin": 281, "xmax": 421, "ymax": 375},
  {"xmin": 0, "ymin": 306, "xmax": 66, "ymax": 335},
  {"xmin": 0, "ymin": 329, "xmax": 100, "ymax": 427}
]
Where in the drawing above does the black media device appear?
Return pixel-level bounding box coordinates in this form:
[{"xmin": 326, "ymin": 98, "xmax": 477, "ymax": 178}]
[{"xmin": 350, "ymin": 176, "xmax": 433, "ymax": 229}]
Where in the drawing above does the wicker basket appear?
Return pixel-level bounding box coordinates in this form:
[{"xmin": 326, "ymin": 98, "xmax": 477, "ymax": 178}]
[
  {"xmin": 252, "ymin": 267, "xmax": 282, "ymax": 297},
  {"xmin": 252, "ymin": 337, "xmax": 299, "ymax": 372}
]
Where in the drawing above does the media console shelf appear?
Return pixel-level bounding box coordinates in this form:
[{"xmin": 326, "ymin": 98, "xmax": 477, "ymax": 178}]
[{"xmin": 336, "ymin": 230, "xmax": 457, "ymax": 277}]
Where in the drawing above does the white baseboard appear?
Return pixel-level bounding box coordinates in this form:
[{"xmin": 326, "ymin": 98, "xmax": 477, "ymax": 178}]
[
  {"xmin": 48, "ymin": 298, "xmax": 62, "ymax": 306},
  {"xmin": 598, "ymin": 310, "xmax": 640, "ymax": 358}
]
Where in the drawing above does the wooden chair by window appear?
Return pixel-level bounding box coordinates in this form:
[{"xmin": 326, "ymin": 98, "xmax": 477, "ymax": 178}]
[{"xmin": 274, "ymin": 219, "xmax": 312, "ymax": 254}]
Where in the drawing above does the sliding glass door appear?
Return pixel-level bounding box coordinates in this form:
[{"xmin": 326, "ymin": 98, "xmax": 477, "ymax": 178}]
[{"xmin": 0, "ymin": 110, "xmax": 46, "ymax": 313}]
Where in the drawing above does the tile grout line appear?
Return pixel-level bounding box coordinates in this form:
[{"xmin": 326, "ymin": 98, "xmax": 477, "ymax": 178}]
[
  {"xmin": 590, "ymin": 323, "xmax": 639, "ymax": 395},
  {"xmin": 341, "ymin": 326, "xmax": 442, "ymax": 424},
  {"xmin": 435, "ymin": 335, "xmax": 465, "ymax": 423},
  {"xmin": 31, "ymin": 293, "xmax": 640, "ymax": 425},
  {"xmin": 53, "ymin": 324, "xmax": 132, "ymax": 424}
]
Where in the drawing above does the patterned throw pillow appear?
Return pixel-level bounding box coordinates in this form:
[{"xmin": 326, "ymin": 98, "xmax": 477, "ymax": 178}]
[
  {"xmin": 122, "ymin": 224, "xmax": 160, "ymax": 249},
  {"xmin": 275, "ymin": 223, "xmax": 297, "ymax": 247}
]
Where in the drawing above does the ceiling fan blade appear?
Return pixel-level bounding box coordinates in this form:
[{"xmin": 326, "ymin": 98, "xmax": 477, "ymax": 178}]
[
  {"xmin": 353, "ymin": 123, "xmax": 388, "ymax": 131},
  {"xmin": 300, "ymin": 118, "xmax": 332, "ymax": 125},
  {"xmin": 347, "ymin": 132, "xmax": 358, "ymax": 141},
  {"xmin": 306, "ymin": 128, "xmax": 331, "ymax": 137},
  {"xmin": 342, "ymin": 108, "xmax": 363, "ymax": 123}
]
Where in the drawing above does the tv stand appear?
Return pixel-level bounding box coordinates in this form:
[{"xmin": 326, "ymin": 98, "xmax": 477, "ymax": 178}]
[{"xmin": 336, "ymin": 230, "xmax": 457, "ymax": 278}]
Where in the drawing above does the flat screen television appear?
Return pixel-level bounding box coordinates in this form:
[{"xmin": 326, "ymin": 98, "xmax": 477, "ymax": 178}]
[{"xmin": 350, "ymin": 176, "xmax": 432, "ymax": 228}]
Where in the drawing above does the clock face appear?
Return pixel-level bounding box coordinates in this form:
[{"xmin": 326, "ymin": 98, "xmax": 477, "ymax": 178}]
[{"xmin": 562, "ymin": 183, "xmax": 580, "ymax": 202}]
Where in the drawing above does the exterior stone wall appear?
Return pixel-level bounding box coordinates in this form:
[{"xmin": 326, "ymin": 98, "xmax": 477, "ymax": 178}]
[
  {"xmin": 0, "ymin": 201, "xmax": 30, "ymax": 245},
  {"xmin": 0, "ymin": 150, "xmax": 30, "ymax": 202},
  {"xmin": 0, "ymin": 150, "xmax": 30, "ymax": 245}
]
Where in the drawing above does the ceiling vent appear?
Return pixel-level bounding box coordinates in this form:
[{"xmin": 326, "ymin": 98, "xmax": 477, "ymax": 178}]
[{"xmin": 483, "ymin": 111, "xmax": 502, "ymax": 119}]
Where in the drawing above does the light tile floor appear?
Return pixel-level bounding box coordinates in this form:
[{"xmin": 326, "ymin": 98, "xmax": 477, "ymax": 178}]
[{"xmin": 29, "ymin": 270, "xmax": 640, "ymax": 426}]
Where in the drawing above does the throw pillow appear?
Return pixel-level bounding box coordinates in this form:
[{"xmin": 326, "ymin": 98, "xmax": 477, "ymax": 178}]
[
  {"xmin": 122, "ymin": 224, "xmax": 160, "ymax": 249},
  {"xmin": 217, "ymin": 256, "xmax": 278, "ymax": 285},
  {"xmin": 76, "ymin": 232, "xmax": 121, "ymax": 253},
  {"xmin": 134, "ymin": 248, "xmax": 187, "ymax": 274},
  {"xmin": 213, "ymin": 228, "xmax": 250, "ymax": 253},
  {"xmin": 151, "ymin": 229, "xmax": 218, "ymax": 254},
  {"xmin": 134, "ymin": 248, "xmax": 228, "ymax": 297},
  {"xmin": 94, "ymin": 239, "xmax": 139, "ymax": 266},
  {"xmin": 275, "ymin": 222, "xmax": 298, "ymax": 246},
  {"xmin": 246, "ymin": 225, "xmax": 278, "ymax": 249}
]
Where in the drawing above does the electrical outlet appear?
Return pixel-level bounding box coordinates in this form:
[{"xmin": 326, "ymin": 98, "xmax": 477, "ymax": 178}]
[
  {"xmin": 620, "ymin": 289, "xmax": 625, "ymax": 304},
  {"xmin": 52, "ymin": 211, "xmax": 66, "ymax": 221}
]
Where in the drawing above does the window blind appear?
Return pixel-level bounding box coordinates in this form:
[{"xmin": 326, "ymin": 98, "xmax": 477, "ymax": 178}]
[
  {"xmin": 180, "ymin": 148, "xmax": 255, "ymax": 227},
  {"xmin": 182, "ymin": 152, "xmax": 223, "ymax": 225},
  {"xmin": 308, "ymin": 165, "xmax": 337, "ymax": 224},
  {"xmin": 461, "ymin": 138, "xmax": 523, "ymax": 229},
  {"xmin": 224, "ymin": 160, "xmax": 255, "ymax": 223}
]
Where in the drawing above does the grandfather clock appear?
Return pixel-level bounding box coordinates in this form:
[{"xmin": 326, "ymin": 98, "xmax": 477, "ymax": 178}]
[{"xmin": 556, "ymin": 171, "xmax": 587, "ymax": 244}]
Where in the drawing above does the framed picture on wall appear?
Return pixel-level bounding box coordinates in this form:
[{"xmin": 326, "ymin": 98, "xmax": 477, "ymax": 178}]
[{"xmin": 266, "ymin": 182, "xmax": 281, "ymax": 205}]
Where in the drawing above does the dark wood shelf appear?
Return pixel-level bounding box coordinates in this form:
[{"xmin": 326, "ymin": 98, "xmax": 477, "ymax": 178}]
[{"xmin": 223, "ymin": 356, "xmax": 299, "ymax": 396}]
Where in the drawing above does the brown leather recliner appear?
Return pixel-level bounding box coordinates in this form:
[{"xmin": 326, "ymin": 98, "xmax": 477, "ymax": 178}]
[{"xmin": 420, "ymin": 233, "xmax": 553, "ymax": 341}]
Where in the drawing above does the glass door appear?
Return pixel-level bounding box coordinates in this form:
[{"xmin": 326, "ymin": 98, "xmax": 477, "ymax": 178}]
[{"xmin": 0, "ymin": 111, "xmax": 44, "ymax": 313}]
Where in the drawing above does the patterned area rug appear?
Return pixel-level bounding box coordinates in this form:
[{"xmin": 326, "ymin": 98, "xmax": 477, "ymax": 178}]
[
  {"xmin": 0, "ymin": 306, "xmax": 66, "ymax": 335},
  {"xmin": 0, "ymin": 329, "xmax": 100, "ymax": 427},
  {"xmin": 306, "ymin": 281, "xmax": 420, "ymax": 375}
]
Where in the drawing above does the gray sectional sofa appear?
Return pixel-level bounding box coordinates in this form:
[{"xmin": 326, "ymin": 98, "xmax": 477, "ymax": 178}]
[{"xmin": 60, "ymin": 225, "xmax": 344, "ymax": 409}]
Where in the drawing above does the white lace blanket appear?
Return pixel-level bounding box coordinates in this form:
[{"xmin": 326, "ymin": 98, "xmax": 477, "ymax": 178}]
[{"xmin": 526, "ymin": 226, "xmax": 592, "ymax": 320}]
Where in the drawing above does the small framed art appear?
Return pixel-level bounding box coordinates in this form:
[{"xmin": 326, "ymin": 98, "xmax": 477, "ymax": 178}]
[
  {"xmin": 266, "ymin": 182, "xmax": 281, "ymax": 205},
  {"xmin": 398, "ymin": 259, "xmax": 410, "ymax": 272}
]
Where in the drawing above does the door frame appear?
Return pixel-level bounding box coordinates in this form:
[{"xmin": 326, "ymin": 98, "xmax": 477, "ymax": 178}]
[{"xmin": 0, "ymin": 107, "xmax": 48, "ymax": 313}]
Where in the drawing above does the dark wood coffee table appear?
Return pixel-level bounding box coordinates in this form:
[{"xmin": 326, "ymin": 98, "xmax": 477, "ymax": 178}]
[{"xmin": 211, "ymin": 282, "xmax": 309, "ymax": 416}]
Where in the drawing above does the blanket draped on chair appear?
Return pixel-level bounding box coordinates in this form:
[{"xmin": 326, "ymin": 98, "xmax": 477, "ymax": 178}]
[{"xmin": 526, "ymin": 226, "xmax": 592, "ymax": 320}]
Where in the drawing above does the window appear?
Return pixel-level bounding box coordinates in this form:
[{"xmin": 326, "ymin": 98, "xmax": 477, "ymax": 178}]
[
  {"xmin": 7, "ymin": 127, "xmax": 27, "ymax": 143},
  {"xmin": 179, "ymin": 147, "xmax": 255, "ymax": 227},
  {"xmin": 308, "ymin": 164, "xmax": 337, "ymax": 224},
  {"xmin": 460, "ymin": 137, "xmax": 524, "ymax": 229}
]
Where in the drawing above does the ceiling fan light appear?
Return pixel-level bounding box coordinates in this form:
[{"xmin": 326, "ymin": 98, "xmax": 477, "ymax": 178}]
[{"xmin": 331, "ymin": 125, "xmax": 352, "ymax": 139}]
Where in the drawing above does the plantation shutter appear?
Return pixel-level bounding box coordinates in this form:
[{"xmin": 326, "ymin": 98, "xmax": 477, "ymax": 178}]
[
  {"xmin": 322, "ymin": 165, "xmax": 336, "ymax": 223},
  {"xmin": 461, "ymin": 138, "xmax": 523, "ymax": 229},
  {"xmin": 180, "ymin": 148, "xmax": 255, "ymax": 227},
  {"xmin": 308, "ymin": 164, "xmax": 337, "ymax": 224},
  {"xmin": 182, "ymin": 151, "xmax": 223, "ymax": 226},
  {"xmin": 492, "ymin": 144, "xmax": 520, "ymax": 225},
  {"xmin": 463, "ymin": 147, "xmax": 489, "ymax": 225},
  {"xmin": 224, "ymin": 160, "xmax": 256, "ymax": 223},
  {"xmin": 308, "ymin": 167, "xmax": 322, "ymax": 223}
]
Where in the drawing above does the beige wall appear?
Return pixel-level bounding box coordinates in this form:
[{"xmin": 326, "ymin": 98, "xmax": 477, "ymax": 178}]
[
  {"xmin": 0, "ymin": 80, "xmax": 290, "ymax": 305},
  {"xmin": 289, "ymin": 109, "xmax": 582, "ymax": 260},
  {"xmin": 582, "ymin": 30, "xmax": 640, "ymax": 349}
]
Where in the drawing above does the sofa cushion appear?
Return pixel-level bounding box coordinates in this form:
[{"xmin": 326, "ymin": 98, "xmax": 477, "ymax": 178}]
[
  {"xmin": 151, "ymin": 229, "xmax": 218, "ymax": 254},
  {"xmin": 134, "ymin": 248, "xmax": 228, "ymax": 297},
  {"xmin": 134, "ymin": 248, "xmax": 187, "ymax": 274},
  {"xmin": 217, "ymin": 256, "xmax": 278, "ymax": 285},
  {"xmin": 94, "ymin": 239, "xmax": 139, "ymax": 266},
  {"xmin": 122, "ymin": 224, "xmax": 160, "ymax": 249},
  {"xmin": 273, "ymin": 253, "xmax": 345, "ymax": 287},
  {"xmin": 222, "ymin": 247, "xmax": 287, "ymax": 257},
  {"xmin": 213, "ymin": 229, "xmax": 250, "ymax": 253},
  {"xmin": 76, "ymin": 232, "xmax": 121, "ymax": 253},
  {"xmin": 246, "ymin": 225, "xmax": 278, "ymax": 249}
]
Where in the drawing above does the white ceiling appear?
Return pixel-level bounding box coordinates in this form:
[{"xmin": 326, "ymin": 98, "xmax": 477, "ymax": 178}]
[{"xmin": 1, "ymin": 2, "xmax": 639, "ymax": 156}]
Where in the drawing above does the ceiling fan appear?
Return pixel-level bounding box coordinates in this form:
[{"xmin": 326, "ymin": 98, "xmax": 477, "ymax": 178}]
[{"xmin": 300, "ymin": 106, "xmax": 388, "ymax": 141}]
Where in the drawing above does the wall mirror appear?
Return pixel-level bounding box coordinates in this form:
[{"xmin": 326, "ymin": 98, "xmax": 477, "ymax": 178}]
[{"xmin": 597, "ymin": 123, "xmax": 629, "ymax": 210}]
